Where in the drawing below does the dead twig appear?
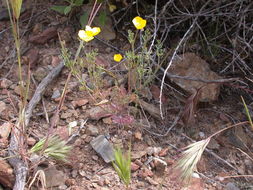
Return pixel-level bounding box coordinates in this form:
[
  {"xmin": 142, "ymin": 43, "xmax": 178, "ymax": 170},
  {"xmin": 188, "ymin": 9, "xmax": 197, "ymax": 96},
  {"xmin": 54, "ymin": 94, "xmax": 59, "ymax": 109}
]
[{"xmin": 8, "ymin": 62, "xmax": 64, "ymax": 190}]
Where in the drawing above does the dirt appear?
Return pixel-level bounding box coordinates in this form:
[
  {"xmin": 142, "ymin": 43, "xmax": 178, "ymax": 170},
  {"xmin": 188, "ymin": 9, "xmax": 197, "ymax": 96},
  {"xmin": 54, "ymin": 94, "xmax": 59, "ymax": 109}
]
[{"xmin": 0, "ymin": 1, "xmax": 253, "ymax": 190}]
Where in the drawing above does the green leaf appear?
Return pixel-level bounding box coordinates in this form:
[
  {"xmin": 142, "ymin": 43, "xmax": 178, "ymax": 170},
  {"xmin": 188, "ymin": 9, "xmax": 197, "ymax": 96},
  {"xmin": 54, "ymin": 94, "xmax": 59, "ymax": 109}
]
[
  {"xmin": 97, "ymin": 0, "xmax": 105, "ymax": 3},
  {"xmin": 79, "ymin": 12, "xmax": 88, "ymax": 28},
  {"xmin": 98, "ymin": 11, "xmax": 106, "ymax": 26},
  {"xmin": 51, "ymin": 5, "xmax": 68, "ymax": 15},
  {"xmin": 241, "ymin": 96, "xmax": 253, "ymax": 130},
  {"xmin": 64, "ymin": 6, "xmax": 72, "ymax": 15},
  {"xmin": 74, "ymin": 0, "xmax": 84, "ymax": 6}
]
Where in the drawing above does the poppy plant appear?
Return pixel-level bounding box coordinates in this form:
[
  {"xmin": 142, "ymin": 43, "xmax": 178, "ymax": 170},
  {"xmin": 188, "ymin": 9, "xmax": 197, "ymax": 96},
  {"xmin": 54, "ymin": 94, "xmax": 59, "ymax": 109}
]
[{"xmin": 132, "ymin": 16, "xmax": 147, "ymax": 30}]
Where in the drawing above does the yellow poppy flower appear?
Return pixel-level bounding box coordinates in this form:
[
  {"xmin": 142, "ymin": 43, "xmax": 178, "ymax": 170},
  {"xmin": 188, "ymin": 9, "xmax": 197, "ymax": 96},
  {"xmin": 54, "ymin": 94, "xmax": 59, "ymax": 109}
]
[
  {"xmin": 85, "ymin": 25, "xmax": 101, "ymax": 36},
  {"xmin": 114, "ymin": 54, "xmax": 123, "ymax": 62},
  {"xmin": 132, "ymin": 16, "xmax": 147, "ymax": 30},
  {"xmin": 78, "ymin": 30, "xmax": 94, "ymax": 42}
]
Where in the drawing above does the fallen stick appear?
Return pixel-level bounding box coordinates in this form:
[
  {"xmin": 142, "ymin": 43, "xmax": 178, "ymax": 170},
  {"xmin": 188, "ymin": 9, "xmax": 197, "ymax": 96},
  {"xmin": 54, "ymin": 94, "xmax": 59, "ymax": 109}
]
[{"xmin": 8, "ymin": 62, "xmax": 64, "ymax": 190}]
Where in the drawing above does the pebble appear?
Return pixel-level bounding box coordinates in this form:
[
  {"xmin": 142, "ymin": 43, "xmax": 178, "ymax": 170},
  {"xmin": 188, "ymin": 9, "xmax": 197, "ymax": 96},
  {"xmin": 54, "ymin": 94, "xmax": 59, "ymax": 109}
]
[
  {"xmin": 0, "ymin": 101, "xmax": 6, "ymax": 114},
  {"xmin": 0, "ymin": 122, "xmax": 12, "ymax": 139},
  {"xmin": 0, "ymin": 78, "xmax": 12, "ymax": 88},
  {"xmin": 51, "ymin": 89, "xmax": 61, "ymax": 99},
  {"xmin": 27, "ymin": 137, "xmax": 36, "ymax": 146},
  {"xmin": 86, "ymin": 125, "xmax": 99, "ymax": 136}
]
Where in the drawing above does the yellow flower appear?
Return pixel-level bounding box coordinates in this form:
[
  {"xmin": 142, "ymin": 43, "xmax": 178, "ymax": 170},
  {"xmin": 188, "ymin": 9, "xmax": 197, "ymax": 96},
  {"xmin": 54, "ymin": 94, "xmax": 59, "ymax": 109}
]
[
  {"xmin": 85, "ymin": 25, "xmax": 101, "ymax": 36},
  {"xmin": 78, "ymin": 26, "xmax": 101, "ymax": 42},
  {"xmin": 114, "ymin": 54, "xmax": 123, "ymax": 62},
  {"xmin": 78, "ymin": 30, "xmax": 94, "ymax": 42},
  {"xmin": 109, "ymin": 4, "xmax": 117, "ymax": 12},
  {"xmin": 132, "ymin": 16, "xmax": 147, "ymax": 30}
]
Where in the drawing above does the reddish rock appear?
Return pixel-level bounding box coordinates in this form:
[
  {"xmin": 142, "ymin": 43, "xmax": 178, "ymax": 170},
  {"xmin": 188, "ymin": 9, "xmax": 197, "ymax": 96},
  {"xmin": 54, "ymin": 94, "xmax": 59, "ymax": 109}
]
[
  {"xmin": 27, "ymin": 137, "xmax": 36, "ymax": 146},
  {"xmin": 0, "ymin": 78, "xmax": 12, "ymax": 88},
  {"xmin": 0, "ymin": 122, "xmax": 12, "ymax": 139},
  {"xmin": 158, "ymin": 147, "xmax": 169, "ymax": 157},
  {"xmin": 65, "ymin": 178, "xmax": 76, "ymax": 186},
  {"xmin": 153, "ymin": 157, "xmax": 167, "ymax": 175},
  {"xmin": 138, "ymin": 168, "xmax": 153, "ymax": 178},
  {"xmin": 71, "ymin": 99, "xmax": 89, "ymax": 107},
  {"xmin": 131, "ymin": 162, "xmax": 140, "ymax": 172},
  {"xmin": 0, "ymin": 160, "xmax": 15, "ymax": 188}
]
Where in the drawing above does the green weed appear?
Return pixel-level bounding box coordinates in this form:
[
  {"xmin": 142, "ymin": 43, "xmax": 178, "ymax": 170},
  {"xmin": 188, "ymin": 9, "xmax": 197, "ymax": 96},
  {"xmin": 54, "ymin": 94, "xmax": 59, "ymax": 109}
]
[{"xmin": 112, "ymin": 146, "xmax": 131, "ymax": 188}]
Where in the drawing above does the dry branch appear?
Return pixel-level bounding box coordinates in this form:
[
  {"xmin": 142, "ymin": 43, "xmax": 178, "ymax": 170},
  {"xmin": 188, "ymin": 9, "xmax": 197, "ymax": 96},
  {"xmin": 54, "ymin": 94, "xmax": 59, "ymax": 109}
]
[{"xmin": 8, "ymin": 62, "xmax": 64, "ymax": 190}]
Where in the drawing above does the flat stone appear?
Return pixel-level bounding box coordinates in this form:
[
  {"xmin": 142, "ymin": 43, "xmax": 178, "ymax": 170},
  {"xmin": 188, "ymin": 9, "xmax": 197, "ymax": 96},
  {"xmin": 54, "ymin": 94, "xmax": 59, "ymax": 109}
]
[{"xmin": 90, "ymin": 135, "xmax": 114, "ymax": 163}]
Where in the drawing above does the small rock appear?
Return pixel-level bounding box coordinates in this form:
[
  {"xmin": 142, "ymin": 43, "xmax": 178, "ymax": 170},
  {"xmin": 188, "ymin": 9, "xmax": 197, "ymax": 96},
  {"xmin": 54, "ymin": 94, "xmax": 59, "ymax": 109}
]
[
  {"xmin": 102, "ymin": 117, "xmax": 112, "ymax": 124},
  {"xmin": 146, "ymin": 176, "xmax": 158, "ymax": 185},
  {"xmin": 225, "ymin": 182, "xmax": 240, "ymax": 190},
  {"xmin": 44, "ymin": 166, "xmax": 66, "ymax": 188},
  {"xmin": 27, "ymin": 137, "xmax": 36, "ymax": 146},
  {"xmin": 13, "ymin": 85, "xmax": 21, "ymax": 95},
  {"xmin": 86, "ymin": 125, "xmax": 99, "ymax": 136},
  {"xmin": 158, "ymin": 147, "xmax": 169, "ymax": 157},
  {"xmin": 58, "ymin": 184, "xmax": 67, "ymax": 189},
  {"xmin": 51, "ymin": 89, "xmax": 61, "ymax": 99},
  {"xmin": 92, "ymin": 155, "xmax": 99, "ymax": 161},
  {"xmin": 207, "ymin": 138, "xmax": 220, "ymax": 150},
  {"xmin": 87, "ymin": 106, "xmax": 112, "ymax": 120},
  {"xmin": 135, "ymin": 181, "xmax": 146, "ymax": 188},
  {"xmin": 0, "ymin": 101, "xmax": 6, "ymax": 114},
  {"xmin": 131, "ymin": 150, "xmax": 147, "ymax": 160},
  {"xmin": 72, "ymin": 99, "xmax": 88, "ymax": 107},
  {"xmin": 146, "ymin": 147, "xmax": 162, "ymax": 156},
  {"xmin": 65, "ymin": 178, "xmax": 75, "ymax": 186},
  {"xmin": 153, "ymin": 157, "xmax": 167, "ymax": 175},
  {"xmin": 131, "ymin": 162, "xmax": 140, "ymax": 172},
  {"xmin": 0, "ymin": 160, "xmax": 15, "ymax": 188},
  {"xmin": 199, "ymin": 132, "xmax": 205, "ymax": 138},
  {"xmin": 61, "ymin": 111, "xmax": 73, "ymax": 119},
  {"xmin": 138, "ymin": 168, "xmax": 153, "ymax": 178},
  {"xmin": 71, "ymin": 170, "xmax": 78, "ymax": 178},
  {"xmin": 51, "ymin": 56, "xmax": 61, "ymax": 67},
  {"xmin": 34, "ymin": 67, "xmax": 48, "ymax": 81},
  {"xmin": 90, "ymin": 135, "xmax": 114, "ymax": 163},
  {"xmin": 0, "ymin": 122, "xmax": 12, "ymax": 139},
  {"xmin": 134, "ymin": 131, "xmax": 142, "ymax": 140},
  {"xmin": 104, "ymin": 178, "xmax": 110, "ymax": 185},
  {"xmin": 0, "ymin": 78, "xmax": 12, "ymax": 88}
]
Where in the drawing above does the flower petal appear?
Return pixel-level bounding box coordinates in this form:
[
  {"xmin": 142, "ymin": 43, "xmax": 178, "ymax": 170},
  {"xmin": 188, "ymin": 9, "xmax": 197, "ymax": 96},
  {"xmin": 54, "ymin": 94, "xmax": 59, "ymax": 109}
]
[
  {"xmin": 114, "ymin": 54, "xmax": 123, "ymax": 62},
  {"xmin": 132, "ymin": 16, "xmax": 147, "ymax": 30},
  {"xmin": 85, "ymin": 25, "xmax": 101, "ymax": 36},
  {"xmin": 78, "ymin": 30, "xmax": 94, "ymax": 42}
]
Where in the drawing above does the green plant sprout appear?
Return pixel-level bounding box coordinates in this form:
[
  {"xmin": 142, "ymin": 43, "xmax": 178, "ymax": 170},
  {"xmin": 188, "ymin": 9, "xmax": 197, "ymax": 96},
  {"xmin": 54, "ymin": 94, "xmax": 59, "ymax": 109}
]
[
  {"xmin": 241, "ymin": 96, "xmax": 253, "ymax": 130},
  {"xmin": 112, "ymin": 146, "xmax": 131, "ymax": 188},
  {"xmin": 30, "ymin": 135, "xmax": 71, "ymax": 162}
]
